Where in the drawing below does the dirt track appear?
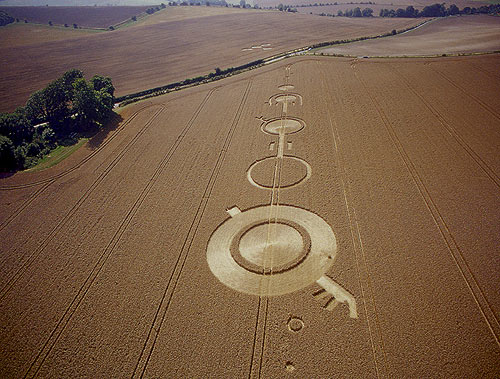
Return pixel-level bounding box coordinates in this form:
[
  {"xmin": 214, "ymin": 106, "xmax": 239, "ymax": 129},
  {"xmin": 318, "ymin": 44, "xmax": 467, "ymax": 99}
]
[
  {"xmin": 0, "ymin": 54, "xmax": 499, "ymax": 377},
  {"xmin": 0, "ymin": 11, "xmax": 422, "ymax": 112}
]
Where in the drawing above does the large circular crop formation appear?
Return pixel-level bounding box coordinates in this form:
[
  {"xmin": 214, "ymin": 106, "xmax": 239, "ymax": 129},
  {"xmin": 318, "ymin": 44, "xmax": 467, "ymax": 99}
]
[{"xmin": 207, "ymin": 205, "xmax": 337, "ymax": 296}]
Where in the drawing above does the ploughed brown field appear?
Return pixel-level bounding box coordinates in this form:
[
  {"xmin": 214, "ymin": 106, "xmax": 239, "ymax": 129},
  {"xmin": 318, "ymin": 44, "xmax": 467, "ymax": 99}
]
[
  {"xmin": 0, "ymin": 22, "xmax": 96, "ymax": 48},
  {"xmin": 1, "ymin": 54, "xmax": 499, "ymax": 378},
  {"xmin": 319, "ymin": 14, "xmax": 500, "ymax": 57},
  {"xmin": 0, "ymin": 6, "xmax": 150, "ymax": 28},
  {"xmin": 0, "ymin": 9, "xmax": 423, "ymax": 112},
  {"xmin": 0, "ymin": 6, "xmax": 251, "ymax": 49}
]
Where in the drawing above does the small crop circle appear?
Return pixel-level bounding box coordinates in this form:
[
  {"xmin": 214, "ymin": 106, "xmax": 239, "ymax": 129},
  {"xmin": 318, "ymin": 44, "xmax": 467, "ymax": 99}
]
[{"xmin": 287, "ymin": 316, "xmax": 304, "ymax": 332}]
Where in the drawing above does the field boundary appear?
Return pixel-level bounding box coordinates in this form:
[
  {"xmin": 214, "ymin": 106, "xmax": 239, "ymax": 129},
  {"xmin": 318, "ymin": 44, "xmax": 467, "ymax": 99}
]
[
  {"xmin": 113, "ymin": 18, "xmax": 433, "ymax": 106},
  {"xmin": 315, "ymin": 49, "xmax": 500, "ymax": 59},
  {"xmin": 112, "ymin": 16, "xmax": 499, "ymax": 106}
]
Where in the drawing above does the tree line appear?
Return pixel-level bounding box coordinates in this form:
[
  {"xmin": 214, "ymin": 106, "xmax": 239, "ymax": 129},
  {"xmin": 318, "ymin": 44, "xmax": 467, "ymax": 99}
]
[
  {"xmin": 116, "ymin": 59, "xmax": 264, "ymax": 105},
  {"xmin": 310, "ymin": 2, "xmax": 499, "ymax": 17},
  {"xmin": 146, "ymin": 3, "xmax": 167, "ymax": 14},
  {"xmin": 0, "ymin": 10, "xmax": 14, "ymax": 26},
  {"xmin": 379, "ymin": 3, "xmax": 500, "ymax": 17},
  {"xmin": 0, "ymin": 69, "xmax": 115, "ymax": 171}
]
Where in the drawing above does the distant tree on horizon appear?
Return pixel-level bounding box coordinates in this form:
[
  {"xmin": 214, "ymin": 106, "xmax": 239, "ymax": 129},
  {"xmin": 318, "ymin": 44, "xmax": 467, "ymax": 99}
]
[{"xmin": 362, "ymin": 7, "xmax": 373, "ymax": 16}]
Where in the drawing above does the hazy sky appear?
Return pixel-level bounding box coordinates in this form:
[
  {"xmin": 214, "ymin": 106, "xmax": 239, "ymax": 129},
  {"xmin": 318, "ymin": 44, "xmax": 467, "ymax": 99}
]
[{"xmin": 0, "ymin": 0, "xmax": 162, "ymax": 5}]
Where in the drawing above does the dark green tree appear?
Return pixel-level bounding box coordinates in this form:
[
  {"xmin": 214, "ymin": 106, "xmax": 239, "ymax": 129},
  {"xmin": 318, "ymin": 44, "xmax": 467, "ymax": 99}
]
[
  {"xmin": 25, "ymin": 89, "xmax": 48, "ymax": 125},
  {"xmin": 421, "ymin": 3, "xmax": 446, "ymax": 17},
  {"xmin": 405, "ymin": 5, "xmax": 416, "ymax": 17},
  {"xmin": 61, "ymin": 69, "xmax": 84, "ymax": 99},
  {"xmin": 43, "ymin": 80, "xmax": 70, "ymax": 129},
  {"xmin": 73, "ymin": 78, "xmax": 100, "ymax": 128},
  {"xmin": 73, "ymin": 75, "xmax": 114, "ymax": 129},
  {"xmin": 396, "ymin": 8, "xmax": 406, "ymax": 17},
  {"xmin": 90, "ymin": 75, "xmax": 114, "ymax": 97},
  {"xmin": 362, "ymin": 7, "xmax": 373, "ymax": 16},
  {"xmin": 448, "ymin": 4, "xmax": 459, "ymax": 15},
  {"xmin": 0, "ymin": 108, "xmax": 32, "ymax": 146},
  {"xmin": 0, "ymin": 135, "xmax": 18, "ymax": 171}
]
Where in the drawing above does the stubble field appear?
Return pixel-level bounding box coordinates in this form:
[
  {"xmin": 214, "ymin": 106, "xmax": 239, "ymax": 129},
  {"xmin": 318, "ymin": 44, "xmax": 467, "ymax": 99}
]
[
  {"xmin": 0, "ymin": 54, "xmax": 499, "ymax": 378},
  {"xmin": 0, "ymin": 9, "xmax": 424, "ymax": 112},
  {"xmin": 319, "ymin": 14, "xmax": 500, "ymax": 57}
]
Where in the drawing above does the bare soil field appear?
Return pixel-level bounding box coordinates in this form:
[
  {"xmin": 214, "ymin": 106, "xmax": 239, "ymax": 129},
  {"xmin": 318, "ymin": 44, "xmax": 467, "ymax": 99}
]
[
  {"xmin": 0, "ymin": 6, "xmax": 149, "ymax": 27},
  {"xmin": 319, "ymin": 15, "xmax": 500, "ymax": 56},
  {"xmin": 0, "ymin": 11, "xmax": 422, "ymax": 112},
  {"xmin": 0, "ymin": 6, "xmax": 245, "ymax": 49},
  {"xmin": 0, "ymin": 22, "xmax": 96, "ymax": 48},
  {"xmin": 0, "ymin": 54, "xmax": 499, "ymax": 378}
]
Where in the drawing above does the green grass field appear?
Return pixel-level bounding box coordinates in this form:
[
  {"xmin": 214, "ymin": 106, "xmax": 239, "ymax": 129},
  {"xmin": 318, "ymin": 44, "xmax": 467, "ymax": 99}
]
[{"xmin": 27, "ymin": 138, "xmax": 88, "ymax": 172}]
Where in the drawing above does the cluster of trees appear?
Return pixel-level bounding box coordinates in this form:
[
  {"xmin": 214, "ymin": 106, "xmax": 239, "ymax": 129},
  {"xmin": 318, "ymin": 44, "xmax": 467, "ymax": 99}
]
[
  {"xmin": 173, "ymin": 0, "xmax": 240, "ymax": 6},
  {"xmin": 169, "ymin": 0, "xmax": 259, "ymax": 7},
  {"xmin": 277, "ymin": 4, "xmax": 298, "ymax": 12},
  {"xmin": 8, "ymin": 16, "xmax": 79, "ymax": 28},
  {"xmin": 296, "ymin": 1, "xmax": 374, "ymax": 7},
  {"xmin": 0, "ymin": 10, "xmax": 14, "ymax": 26},
  {"xmin": 0, "ymin": 70, "xmax": 115, "ymax": 171},
  {"xmin": 336, "ymin": 7, "xmax": 373, "ymax": 17},
  {"xmin": 332, "ymin": 2, "xmax": 499, "ymax": 18},
  {"xmin": 379, "ymin": 3, "xmax": 500, "ymax": 17},
  {"xmin": 146, "ymin": 4, "xmax": 167, "ymax": 14}
]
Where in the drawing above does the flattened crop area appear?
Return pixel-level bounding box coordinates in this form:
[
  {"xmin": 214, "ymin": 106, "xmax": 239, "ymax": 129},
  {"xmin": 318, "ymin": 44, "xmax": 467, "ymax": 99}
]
[
  {"xmin": 1, "ymin": 55, "xmax": 499, "ymax": 378},
  {"xmin": 0, "ymin": 11, "xmax": 422, "ymax": 112}
]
